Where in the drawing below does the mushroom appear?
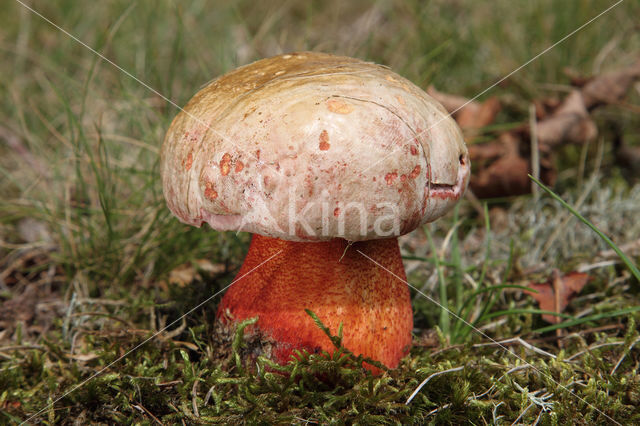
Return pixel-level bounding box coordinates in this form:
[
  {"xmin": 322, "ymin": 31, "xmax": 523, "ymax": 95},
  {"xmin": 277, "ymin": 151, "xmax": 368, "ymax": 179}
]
[{"xmin": 161, "ymin": 52, "xmax": 469, "ymax": 372}]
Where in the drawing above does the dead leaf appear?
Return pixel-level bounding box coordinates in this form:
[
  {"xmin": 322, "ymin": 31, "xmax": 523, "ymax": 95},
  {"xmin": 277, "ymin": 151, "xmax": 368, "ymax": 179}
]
[
  {"xmin": 168, "ymin": 264, "xmax": 197, "ymax": 287},
  {"xmin": 525, "ymin": 270, "xmax": 590, "ymax": 323},
  {"xmin": 427, "ymin": 85, "xmax": 471, "ymax": 114},
  {"xmin": 194, "ymin": 259, "xmax": 226, "ymax": 275},
  {"xmin": 470, "ymin": 133, "xmax": 530, "ymax": 197},
  {"xmin": 172, "ymin": 340, "xmax": 200, "ymax": 351},
  {"xmin": 67, "ymin": 352, "xmax": 100, "ymax": 362},
  {"xmin": 168, "ymin": 260, "xmax": 226, "ymax": 286},
  {"xmin": 456, "ymin": 97, "xmax": 501, "ymax": 131},
  {"xmin": 431, "ymin": 59, "xmax": 639, "ymax": 199},
  {"xmin": 468, "ymin": 132, "xmax": 556, "ymax": 199},
  {"xmin": 427, "ymin": 86, "xmax": 501, "ymax": 140},
  {"xmin": 468, "ymin": 139, "xmax": 508, "ymax": 161},
  {"xmin": 581, "ymin": 59, "xmax": 640, "ymax": 109},
  {"xmin": 536, "ymin": 90, "xmax": 598, "ymax": 148}
]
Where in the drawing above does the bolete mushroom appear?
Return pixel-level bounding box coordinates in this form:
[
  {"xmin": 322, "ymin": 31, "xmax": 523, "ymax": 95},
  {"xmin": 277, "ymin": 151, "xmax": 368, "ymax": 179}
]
[{"xmin": 161, "ymin": 52, "xmax": 469, "ymax": 372}]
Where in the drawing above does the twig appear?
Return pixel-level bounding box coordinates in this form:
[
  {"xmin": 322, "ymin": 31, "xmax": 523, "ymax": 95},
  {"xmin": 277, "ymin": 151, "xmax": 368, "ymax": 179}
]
[
  {"xmin": 161, "ymin": 317, "xmax": 187, "ymax": 340},
  {"xmin": 511, "ymin": 402, "xmax": 535, "ymax": 426},
  {"xmin": 427, "ymin": 403, "xmax": 451, "ymax": 417},
  {"xmin": 491, "ymin": 401, "xmax": 505, "ymax": 423},
  {"xmin": 529, "ymin": 104, "xmax": 540, "ymax": 201},
  {"xmin": 597, "ymin": 239, "xmax": 640, "ymax": 259},
  {"xmin": 405, "ymin": 366, "xmax": 464, "ymax": 405},
  {"xmin": 551, "ymin": 270, "xmax": 565, "ymax": 346},
  {"xmin": 474, "ymin": 337, "xmax": 557, "ymax": 359},
  {"xmin": 204, "ymin": 385, "xmax": 215, "ymax": 406},
  {"xmin": 469, "ymin": 365, "xmax": 534, "ymax": 408},
  {"xmin": 192, "ymin": 378, "xmax": 200, "ymax": 418},
  {"xmin": 565, "ymin": 341, "xmax": 624, "ymax": 361},
  {"xmin": 532, "ymin": 407, "xmax": 545, "ymax": 426},
  {"xmin": 76, "ymin": 298, "xmax": 128, "ymax": 306},
  {"xmin": 156, "ymin": 380, "xmax": 183, "ymax": 388},
  {"xmin": 133, "ymin": 403, "xmax": 164, "ymax": 425},
  {"xmin": 429, "ymin": 344, "xmax": 464, "ymax": 357},
  {"xmin": 0, "ymin": 344, "xmax": 44, "ymax": 351},
  {"xmin": 577, "ymin": 259, "xmax": 620, "ymax": 273},
  {"xmin": 610, "ymin": 335, "xmax": 640, "ymax": 376},
  {"xmin": 513, "ymin": 382, "xmax": 554, "ymax": 412},
  {"xmin": 561, "ymin": 323, "xmax": 625, "ymax": 338}
]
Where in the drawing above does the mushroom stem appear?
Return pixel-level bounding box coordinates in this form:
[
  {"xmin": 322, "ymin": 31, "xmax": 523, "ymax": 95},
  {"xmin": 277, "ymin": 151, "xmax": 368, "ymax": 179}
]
[{"xmin": 216, "ymin": 234, "xmax": 413, "ymax": 372}]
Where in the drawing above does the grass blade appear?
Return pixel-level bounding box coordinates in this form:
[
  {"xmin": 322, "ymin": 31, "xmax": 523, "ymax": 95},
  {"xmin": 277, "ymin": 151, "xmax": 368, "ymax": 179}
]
[
  {"xmin": 530, "ymin": 175, "xmax": 640, "ymax": 281},
  {"xmin": 426, "ymin": 228, "xmax": 450, "ymax": 338},
  {"xmin": 533, "ymin": 307, "xmax": 640, "ymax": 333}
]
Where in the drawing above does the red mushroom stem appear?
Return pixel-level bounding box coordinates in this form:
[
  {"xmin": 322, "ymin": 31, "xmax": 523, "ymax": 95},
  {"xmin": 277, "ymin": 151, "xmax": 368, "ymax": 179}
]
[{"xmin": 216, "ymin": 234, "xmax": 413, "ymax": 372}]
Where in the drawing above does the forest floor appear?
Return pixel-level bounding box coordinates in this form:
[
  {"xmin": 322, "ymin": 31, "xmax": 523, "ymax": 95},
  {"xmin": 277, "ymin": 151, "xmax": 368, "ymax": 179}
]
[{"xmin": 1, "ymin": 1, "xmax": 640, "ymax": 424}]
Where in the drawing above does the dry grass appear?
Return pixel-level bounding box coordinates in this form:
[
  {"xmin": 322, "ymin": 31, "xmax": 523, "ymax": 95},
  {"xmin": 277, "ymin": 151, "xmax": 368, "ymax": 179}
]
[{"xmin": 1, "ymin": 0, "xmax": 640, "ymax": 423}]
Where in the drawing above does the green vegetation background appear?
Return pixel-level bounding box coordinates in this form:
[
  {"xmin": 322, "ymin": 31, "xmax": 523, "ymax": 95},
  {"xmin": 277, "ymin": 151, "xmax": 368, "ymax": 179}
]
[{"xmin": 1, "ymin": 0, "xmax": 639, "ymax": 424}]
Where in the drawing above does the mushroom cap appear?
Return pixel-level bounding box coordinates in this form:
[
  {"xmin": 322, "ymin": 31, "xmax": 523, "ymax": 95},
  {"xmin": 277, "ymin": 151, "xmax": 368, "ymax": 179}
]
[{"xmin": 161, "ymin": 52, "xmax": 469, "ymax": 241}]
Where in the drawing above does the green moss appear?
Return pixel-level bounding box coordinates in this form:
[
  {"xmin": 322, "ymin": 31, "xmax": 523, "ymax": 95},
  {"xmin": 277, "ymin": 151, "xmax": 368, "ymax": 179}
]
[
  {"xmin": 2, "ymin": 0, "xmax": 640, "ymax": 423},
  {"xmin": 2, "ymin": 305, "xmax": 639, "ymax": 423}
]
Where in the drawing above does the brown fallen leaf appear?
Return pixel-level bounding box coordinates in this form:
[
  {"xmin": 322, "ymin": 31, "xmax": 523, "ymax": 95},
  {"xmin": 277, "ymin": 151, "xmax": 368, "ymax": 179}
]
[
  {"xmin": 427, "ymin": 86, "xmax": 501, "ymax": 140},
  {"xmin": 426, "ymin": 85, "xmax": 473, "ymax": 115},
  {"xmin": 525, "ymin": 270, "xmax": 590, "ymax": 324},
  {"xmin": 535, "ymin": 90, "xmax": 598, "ymax": 149},
  {"xmin": 468, "ymin": 137, "xmax": 508, "ymax": 160},
  {"xmin": 581, "ymin": 59, "xmax": 640, "ymax": 109},
  {"xmin": 168, "ymin": 260, "xmax": 226, "ymax": 287},
  {"xmin": 469, "ymin": 133, "xmax": 531, "ymax": 198},
  {"xmin": 468, "ymin": 132, "xmax": 556, "ymax": 199},
  {"xmin": 194, "ymin": 259, "xmax": 226, "ymax": 275},
  {"xmin": 533, "ymin": 97, "xmax": 561, "ymax": 120},
  {"xmin": 467, "ymin": 88, "xmax": 595, "ymax": 198},
  {"xmin": 458, "ymin": 98, "xmax": 501, "ymax": 140},
  {"xmin": 168, "ymin": 264, "xmax": 197, "ymax": 287},
  {"xmin": 430, "ymin": 58, "xmax": 639, "ymax": 199}
]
